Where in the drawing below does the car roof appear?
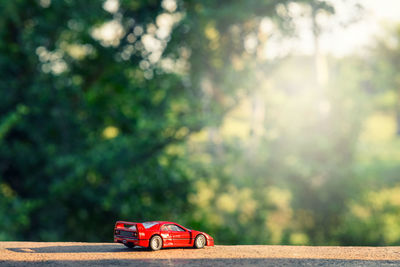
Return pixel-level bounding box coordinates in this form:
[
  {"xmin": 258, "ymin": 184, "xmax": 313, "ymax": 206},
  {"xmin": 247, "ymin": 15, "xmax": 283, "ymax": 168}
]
[{"xmin": 143, "ymin": 221, "xmax": 177, "ymax": 225}]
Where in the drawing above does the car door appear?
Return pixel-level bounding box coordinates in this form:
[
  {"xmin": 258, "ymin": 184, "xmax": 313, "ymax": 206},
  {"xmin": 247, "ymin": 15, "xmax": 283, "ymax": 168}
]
[
  {"xmin": 160, "ymin": 224, "xmax": 173, "ymax": 247},
  {"xmin": 170, "ymin": 224, "xmax": 191, "ymax": 247}
]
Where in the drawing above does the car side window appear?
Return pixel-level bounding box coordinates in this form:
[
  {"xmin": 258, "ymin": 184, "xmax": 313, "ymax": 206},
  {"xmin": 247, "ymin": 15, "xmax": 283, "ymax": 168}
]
[
  {"xmin": 163, "ymin": 224, "xmax": 185, "ymax": 231},
  {"xmin": 171, "ymin": 225, "xmax": 185, "ymax": 232}
]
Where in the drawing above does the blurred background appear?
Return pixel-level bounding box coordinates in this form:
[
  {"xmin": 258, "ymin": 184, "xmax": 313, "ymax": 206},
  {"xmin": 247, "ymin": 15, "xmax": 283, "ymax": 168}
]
[{"xmin": 1, "ymin": 0, "xmax": 400, "ymax": 245}]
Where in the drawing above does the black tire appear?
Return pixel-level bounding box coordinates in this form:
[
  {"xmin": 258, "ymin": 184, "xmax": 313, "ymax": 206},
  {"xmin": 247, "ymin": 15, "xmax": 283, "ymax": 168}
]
[
  {"xmin": 149, "ymin": 235, "xmax": 163, "ymax": 251},
  {"xmin": 124, "ymin": 243, "xmax": 135, "ymax": 248},
  {"xmin": 194, "ymin": 234, "xmax": 206, "ymax": 249}
]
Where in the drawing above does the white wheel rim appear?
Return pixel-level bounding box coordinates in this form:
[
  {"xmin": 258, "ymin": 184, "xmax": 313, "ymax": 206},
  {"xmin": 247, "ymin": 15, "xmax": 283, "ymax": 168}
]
[
  {"xmin": 196, "ymin": 236, "xmax": 205, "ymax": 247},
  {"xmin": 152, "ymin": 237, "xmax": 161, "ymax": 249}
]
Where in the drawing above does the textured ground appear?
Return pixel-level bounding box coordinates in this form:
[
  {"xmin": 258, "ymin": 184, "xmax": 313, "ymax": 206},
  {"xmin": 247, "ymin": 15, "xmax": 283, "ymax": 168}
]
[{"xmin": 1, "ymin": 242, "xmax": 400, "ymax": 266}]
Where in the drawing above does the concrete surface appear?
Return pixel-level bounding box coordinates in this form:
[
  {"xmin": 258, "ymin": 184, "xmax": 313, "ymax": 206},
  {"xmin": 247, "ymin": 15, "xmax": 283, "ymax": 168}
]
[{"xmin": 1, "ymin": 242, "xmax": 400, "ymax": 266}]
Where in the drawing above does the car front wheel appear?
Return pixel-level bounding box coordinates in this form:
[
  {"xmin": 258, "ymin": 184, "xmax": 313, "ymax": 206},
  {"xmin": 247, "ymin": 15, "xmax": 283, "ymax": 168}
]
[
  {"xmin": 149, "ymin": 235, "xmax": 163, "ymax": 251},
  {"xmin": 194, "ymin": 234, "xmax": 206, "ymax": 249}
]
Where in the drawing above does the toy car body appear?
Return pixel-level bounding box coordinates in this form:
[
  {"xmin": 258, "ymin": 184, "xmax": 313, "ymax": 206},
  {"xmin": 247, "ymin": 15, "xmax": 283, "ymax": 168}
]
[{"xmin": 113, "ymin": 221, "xmax": 214, "ymax": 250}]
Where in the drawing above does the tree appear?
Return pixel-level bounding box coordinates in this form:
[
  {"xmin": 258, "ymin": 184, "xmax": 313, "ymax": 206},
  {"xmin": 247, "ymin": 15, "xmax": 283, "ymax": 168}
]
[{"xmin": 0, "ymin": 0, "xmax": 333, "ymax": 241}]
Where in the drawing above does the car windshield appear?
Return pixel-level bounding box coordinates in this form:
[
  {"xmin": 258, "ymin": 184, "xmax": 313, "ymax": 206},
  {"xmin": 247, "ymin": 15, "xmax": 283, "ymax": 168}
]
[{"xmin": 142, "ymin": 222, "xmax": 158, "ymax": 229}]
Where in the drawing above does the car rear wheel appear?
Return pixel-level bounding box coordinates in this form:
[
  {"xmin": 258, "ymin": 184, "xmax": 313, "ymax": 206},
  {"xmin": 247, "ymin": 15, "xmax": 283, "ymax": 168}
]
[
  {"xmin": 149, "ymin": 235, "xmax": 163, "ymax": 251},
  {"xmin": 194, "ymin": 234, "xmax": 206, "ymax": 249}
]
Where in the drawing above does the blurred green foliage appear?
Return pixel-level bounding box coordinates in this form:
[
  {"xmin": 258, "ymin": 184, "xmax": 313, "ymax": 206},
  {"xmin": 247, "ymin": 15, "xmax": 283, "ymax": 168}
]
[{"xmin": 1, "ymin": 0, "xmax": 400, "ymax": 246}]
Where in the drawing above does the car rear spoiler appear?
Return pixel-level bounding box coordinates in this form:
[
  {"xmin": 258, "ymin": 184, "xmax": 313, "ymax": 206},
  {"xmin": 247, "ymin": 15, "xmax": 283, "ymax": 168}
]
[{"xmin": 115, "ymin": 221, "xmax": 145, "ymax": 231}]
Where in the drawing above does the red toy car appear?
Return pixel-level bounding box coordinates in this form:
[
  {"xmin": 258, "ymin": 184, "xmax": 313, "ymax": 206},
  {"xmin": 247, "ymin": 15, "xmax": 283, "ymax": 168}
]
[{"xmin": 114, "ymin": 221, "xmax": 214, "ymax": 251}]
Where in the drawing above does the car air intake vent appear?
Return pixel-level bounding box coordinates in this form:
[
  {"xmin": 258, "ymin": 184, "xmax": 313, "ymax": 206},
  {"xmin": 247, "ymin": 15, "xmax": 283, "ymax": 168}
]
[{"xmin": 119, "ymin": 230, "xmax": 135, "ymax": 237}]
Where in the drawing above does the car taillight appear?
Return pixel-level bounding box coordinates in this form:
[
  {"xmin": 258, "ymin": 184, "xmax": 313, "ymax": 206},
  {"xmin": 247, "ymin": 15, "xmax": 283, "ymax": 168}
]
[{"xmin": 116, "ymin": 223, "xmax": 124, "ymax": 228}]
